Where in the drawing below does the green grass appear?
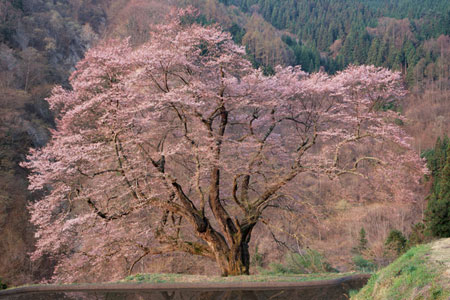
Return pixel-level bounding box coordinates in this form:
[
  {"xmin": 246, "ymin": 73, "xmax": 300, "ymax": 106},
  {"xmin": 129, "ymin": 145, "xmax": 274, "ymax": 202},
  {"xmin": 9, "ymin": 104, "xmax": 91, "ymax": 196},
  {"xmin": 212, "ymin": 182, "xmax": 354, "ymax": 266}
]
[
  {"xmin": 121, "ymin": 272, "xmax": 359, "ymax": 284},
  {"xmin": 3, "ymin": 272, "xmax": 362, "ymax": 291},
  {"xmin": 261, "ymin": 250, "xmax": 338, "ymax": 275},
  {"xmin": 352, "ymin": 244, "xmax": 450, "ymax": 300}
]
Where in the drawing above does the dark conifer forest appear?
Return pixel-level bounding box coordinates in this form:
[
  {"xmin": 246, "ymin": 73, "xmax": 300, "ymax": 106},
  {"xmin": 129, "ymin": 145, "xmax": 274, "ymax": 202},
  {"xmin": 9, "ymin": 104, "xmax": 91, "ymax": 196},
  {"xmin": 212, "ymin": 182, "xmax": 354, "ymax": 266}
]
[{"xmin": 219, "ymin": 0, "xmax": 449, "ymax": 85}]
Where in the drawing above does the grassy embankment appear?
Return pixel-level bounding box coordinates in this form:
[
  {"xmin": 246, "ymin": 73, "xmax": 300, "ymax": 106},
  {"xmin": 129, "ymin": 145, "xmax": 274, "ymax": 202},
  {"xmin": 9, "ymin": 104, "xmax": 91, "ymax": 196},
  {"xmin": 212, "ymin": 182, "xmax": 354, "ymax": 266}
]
[{"xmin": 351, "ymin": 240, "xmax": 450, "ymax": 300}]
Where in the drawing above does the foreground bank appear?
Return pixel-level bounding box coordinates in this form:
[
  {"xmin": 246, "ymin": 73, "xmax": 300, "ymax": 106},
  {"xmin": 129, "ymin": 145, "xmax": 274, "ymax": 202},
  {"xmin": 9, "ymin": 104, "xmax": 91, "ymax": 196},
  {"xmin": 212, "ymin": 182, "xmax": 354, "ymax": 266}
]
[{"xmin": 352, "ymin": 238, "xmax": 450, "ymax": 300}]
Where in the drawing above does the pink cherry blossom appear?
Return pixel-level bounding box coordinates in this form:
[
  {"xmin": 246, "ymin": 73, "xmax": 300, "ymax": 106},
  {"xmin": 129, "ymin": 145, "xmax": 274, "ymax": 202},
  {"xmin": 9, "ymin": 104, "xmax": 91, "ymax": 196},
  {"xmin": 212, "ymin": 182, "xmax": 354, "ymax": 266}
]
[{"xmin": 21, "ymin": 9, "xmax": 426, "ymax": 283}]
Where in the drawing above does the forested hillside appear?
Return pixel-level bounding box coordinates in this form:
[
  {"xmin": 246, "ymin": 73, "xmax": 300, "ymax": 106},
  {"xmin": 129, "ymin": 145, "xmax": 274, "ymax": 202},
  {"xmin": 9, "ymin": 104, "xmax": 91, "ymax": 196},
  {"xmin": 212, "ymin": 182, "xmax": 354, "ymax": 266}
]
[
  {"xmin": 0, "ymin": 0, "xmax": 448, "ymax": 286},
  {"xmin": 0, "ymin": 0, "xmax": 105, "ymax": 284},
  {"xmin": 218, "ymin": 0, "xmax": 449, "ymax": 86}
]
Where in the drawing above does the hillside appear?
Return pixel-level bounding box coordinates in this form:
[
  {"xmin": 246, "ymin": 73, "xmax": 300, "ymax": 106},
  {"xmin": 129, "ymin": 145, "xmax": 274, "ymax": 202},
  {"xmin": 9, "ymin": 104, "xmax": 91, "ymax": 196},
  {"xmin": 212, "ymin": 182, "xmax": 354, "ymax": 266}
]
[
  {"xmin": 0, "ymin": 0, "xmax": 106, "ymax": 284},
  {"xmin": 218, "ymin": 0, "xmax": 450, "ymax": 86},
  {"xmin": 0, "ymin": 0, "xmax": 448, "ymax": 287}
]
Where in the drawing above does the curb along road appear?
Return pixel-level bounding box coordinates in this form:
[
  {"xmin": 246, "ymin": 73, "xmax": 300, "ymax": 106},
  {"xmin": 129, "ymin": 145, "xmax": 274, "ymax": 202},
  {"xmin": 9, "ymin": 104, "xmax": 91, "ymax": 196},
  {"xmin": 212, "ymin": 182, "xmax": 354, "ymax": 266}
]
[{"xmin": 0, "ymin": 274, "xmax": 371, "ymax": 298}]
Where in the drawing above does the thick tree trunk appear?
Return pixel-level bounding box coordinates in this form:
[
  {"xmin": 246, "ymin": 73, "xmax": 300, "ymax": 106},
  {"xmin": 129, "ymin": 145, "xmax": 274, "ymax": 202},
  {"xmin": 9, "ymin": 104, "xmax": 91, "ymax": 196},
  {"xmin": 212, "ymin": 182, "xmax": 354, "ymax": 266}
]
[
  {"xmin": 213, "ymin": 220, "xmax": 256, "ymax": 276},
  {"xmin": 228, "ymin": 241, "xmax": 251, "ymax": 276},
  {"xmin": 216, "ymin": 240, "xmax": 251, "ymax": 276}
]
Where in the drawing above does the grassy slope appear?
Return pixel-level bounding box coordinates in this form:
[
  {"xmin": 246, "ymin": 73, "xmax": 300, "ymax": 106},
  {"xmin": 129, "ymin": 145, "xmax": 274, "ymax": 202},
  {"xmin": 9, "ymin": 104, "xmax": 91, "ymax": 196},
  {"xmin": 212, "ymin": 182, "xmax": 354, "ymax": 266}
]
[{"xmin": 352, "ymin": 242, "xmax": 450, "ymax": 300}]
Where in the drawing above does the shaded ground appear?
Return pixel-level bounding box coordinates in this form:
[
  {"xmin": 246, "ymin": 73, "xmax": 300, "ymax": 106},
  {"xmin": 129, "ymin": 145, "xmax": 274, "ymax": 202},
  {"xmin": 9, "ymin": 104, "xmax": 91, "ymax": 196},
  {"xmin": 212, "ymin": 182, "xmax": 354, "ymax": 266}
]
[{"xmin": 0, "ymin": 274, "xmax": 370, "ymax": 300}]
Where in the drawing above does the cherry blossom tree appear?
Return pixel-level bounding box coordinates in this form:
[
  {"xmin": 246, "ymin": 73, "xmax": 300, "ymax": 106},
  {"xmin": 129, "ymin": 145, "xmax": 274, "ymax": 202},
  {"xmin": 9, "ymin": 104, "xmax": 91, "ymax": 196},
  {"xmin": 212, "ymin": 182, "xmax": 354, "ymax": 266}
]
[{"xmin": 22, "ymin": 9, "xmax": 426, "ymax": 282}]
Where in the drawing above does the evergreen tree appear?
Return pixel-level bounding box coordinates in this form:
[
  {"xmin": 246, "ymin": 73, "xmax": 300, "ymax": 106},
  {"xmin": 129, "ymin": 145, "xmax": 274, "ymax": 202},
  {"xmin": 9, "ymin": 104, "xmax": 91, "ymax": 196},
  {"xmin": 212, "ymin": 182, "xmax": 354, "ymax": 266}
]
[
  {"xmin": 354, "ymin": 31, "xmax": 371, "ymax": 65},
  {"xmin": 385, "ymin": 229, "xmax": 408, "ymax": 255},
  {"xmin": 217, "ymin": 0, "xmax": 449, "ymax": 85},
  {"xmin": 352, "ymin": 227, "xmax": 368, "ymax": 254},
  {"xmin": 367, "ymin": 37, "xmax": 380, "ymax": 65},
  {"xmin": 228, "ymin": 23, "xmax": 246, "ymax": 44},
  {"xmin": 422, "ymin": 136, "xmax": 449, "ymax": 183},
  {"xmin": 376, "ymin": 41, "xmax": 388, "ymax": 66},
  {"xmin": 426, "ymin": 144, "xmax": 450, "ymax": 237}
]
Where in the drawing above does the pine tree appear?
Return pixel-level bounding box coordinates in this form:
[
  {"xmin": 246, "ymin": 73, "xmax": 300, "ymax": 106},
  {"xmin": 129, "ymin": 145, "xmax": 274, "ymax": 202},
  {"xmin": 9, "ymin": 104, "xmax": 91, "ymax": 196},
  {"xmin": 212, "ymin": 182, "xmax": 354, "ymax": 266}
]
[
  {"xmin": 422, "ymin": 136, "xmax": 449, "ymax": 190},
  {"xmin": 367, "ymin": 37, "xmax": 380, "ymax": 65},
  {"xmin": 385, "ymin": 229, "xmax": 408, "ymax": 255},
  {"xmin": 426, "ymin": 144, "xmax": 450, "ymax": 237},
  {"xmin": 353, "ymin": 227, "xmax": 368, "ymax": 254}
]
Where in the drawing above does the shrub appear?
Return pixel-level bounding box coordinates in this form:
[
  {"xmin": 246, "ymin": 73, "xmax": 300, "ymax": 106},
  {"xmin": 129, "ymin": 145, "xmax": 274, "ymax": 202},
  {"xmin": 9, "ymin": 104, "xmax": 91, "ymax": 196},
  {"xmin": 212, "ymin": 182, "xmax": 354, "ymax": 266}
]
[
  {"xmin": 385, "ymin": 229, "xmax": 408, "ymax": 256},
  {"xmin": 352, "ymin": 255, "xmax": 377, "ymax": 273},
  {"xmin": 0, "ymin": 278, "xmax": 6, "ymax": 289},
  {"xmin": 352, "ymin": 227, "xmax": 368, "ymax": 255},
  {"xmin": 251, "ymin": 246, "xmax": 264, "ymax": 267},
  {"xmin": 264, "ymin": 249, "xmax": 337, "ymax": 275},
  {"xmin": 407, "ymin": 222, "xmax": 429, "ymax": 247},
  {"xmin": 394, "ymin": 118, "xmax": 404, "ymax": 126}
]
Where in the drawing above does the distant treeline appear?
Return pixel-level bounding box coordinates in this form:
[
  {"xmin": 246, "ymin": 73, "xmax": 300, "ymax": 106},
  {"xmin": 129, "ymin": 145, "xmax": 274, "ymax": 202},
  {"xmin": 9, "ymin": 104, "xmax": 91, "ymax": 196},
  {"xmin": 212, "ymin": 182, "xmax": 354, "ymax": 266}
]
[{"xmin": 219, "ymin": 0, "xmax": 450, "ymax": 87}]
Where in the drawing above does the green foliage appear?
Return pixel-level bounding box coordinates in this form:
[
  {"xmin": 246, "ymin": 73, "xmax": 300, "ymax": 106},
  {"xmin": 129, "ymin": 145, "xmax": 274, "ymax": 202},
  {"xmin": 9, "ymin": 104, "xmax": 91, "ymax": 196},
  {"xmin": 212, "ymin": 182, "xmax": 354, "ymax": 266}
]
[
  {"xmin": 373, "ymin": 101, "xmax": 401, "ymax": 113},
  {"xmin": 352, "ymin": 244, "xmax": 450, "ymax": 300},
  {"xmin": 393, "ymin": 118, "xmax": 404, "ymax": 126},
  {"xmin": 122, "ymin": 272, "xmax": 356, "ymax": 284},
  {"xmin": 219, "ymin": 0, "xmax": 450, "ymax": 86},
  {"xmin": 421, "ymin": 136, "xmax": 449, "ymax": 179},
  {"xmin": 352, "ymin": 227, "xmax": 368, "ymax": 255},
  {"xmin": 264, "ymin": 250, "xmax": 337, "ymax": 275},
  {"xmin": 251, "ymin": 246, "xmax": 264, "ymax": 267},
  {"xmin": 352, "ymin": 255, "xmax": 377, "ymax": 273},
  {"xmin": 10, "ymin": 0, "xmax": 23, "ymax": 10},
  {"xmin": 407, "ymin": 222, "xmax": 429, "ymax": 247},
  {"xmin": 427, "ymin": 145, "xmax": 450, "ymax": 237},
  {"xmin": 261, "ymin": 65, "xmax": 275, "ymax": 76},
  {"xmin": 0, "ymin": 278, "xmax": 6, "ymax": 290},
  {"xmin": 228, "ymin": 23, "xmax": 246, "ymax": 44},
  {"xmin": 349, "ymin": 289, "xmax": 361, "ymax": 298},
  {"xmin": 427, "ymin": 194, "xmax": 450, "ymax": 238},
  {"xmin": 124, "ymin": 273, "xmax": 184, "ymax": 284},
  {"xmin": 280, "ymin": 35, "xmax": 323, "ymax": 72},
  {"xmin": 351, "ymin": 227, "xmax": 377, "ymax": 273},
  {"xmin": 423, "ymin": 137, "xmax": 450, "ymax": 238},
  {"xmin": 385, "ymin": 229, "xmax": 408, "ymax": 256}
]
